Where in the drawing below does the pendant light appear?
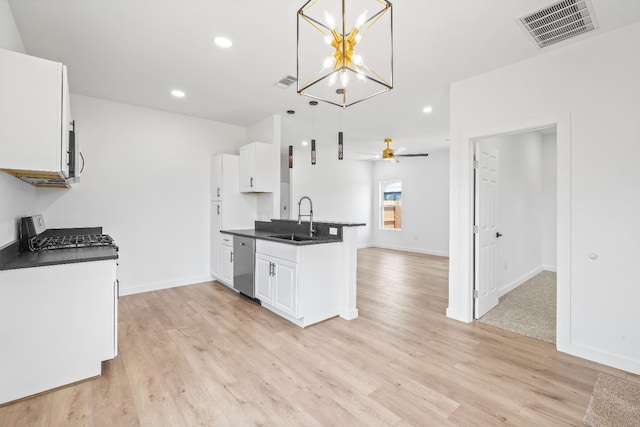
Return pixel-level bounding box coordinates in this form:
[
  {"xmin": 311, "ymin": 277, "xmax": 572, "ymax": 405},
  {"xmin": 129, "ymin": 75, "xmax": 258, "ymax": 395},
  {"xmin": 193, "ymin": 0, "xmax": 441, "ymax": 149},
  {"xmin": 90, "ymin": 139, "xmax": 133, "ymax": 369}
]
[
  {"xmin": 310, "ymin": 100, "xmax": 317, "ymax": 165},
  {"xmin": 338, "ymin": 106, "xmax": 343, "ymax": 160},
  {"xmin": 288, "ymin": 145, "xmax": 293, "ymax": 168},
  {"xmin": 297, "ymin": 0, "xmax": 393, "ymax": 108}
]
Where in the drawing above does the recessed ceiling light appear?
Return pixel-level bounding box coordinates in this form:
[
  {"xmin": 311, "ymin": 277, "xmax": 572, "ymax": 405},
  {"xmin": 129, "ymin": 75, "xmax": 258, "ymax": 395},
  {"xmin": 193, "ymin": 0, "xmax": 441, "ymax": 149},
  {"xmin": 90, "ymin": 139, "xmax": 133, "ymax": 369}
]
[
  {"xmin": 171, "ymin": 89, "xmax": 185, "ymax": 98},
  {"xmin": 423, "ymin": 106, "xmax": 433, "ymax": 114},
  {"xmin": 214, "ymin": 37, "xmax": 232, "ymax": 48},
  {"xmin": 301, "ymin": 140, "xmax": 309, "ymax": 146}
]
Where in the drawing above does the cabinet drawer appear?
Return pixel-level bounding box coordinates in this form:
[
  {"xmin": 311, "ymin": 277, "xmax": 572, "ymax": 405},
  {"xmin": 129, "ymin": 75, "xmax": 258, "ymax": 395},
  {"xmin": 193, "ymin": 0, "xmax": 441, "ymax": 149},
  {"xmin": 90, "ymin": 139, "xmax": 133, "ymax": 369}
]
[
  {"xmin": 221, "ymin": 235, "xmax": 233, "ymax": 247},
  {"xmin": 256, "ymin": 239, "xmax": 299, "ymax": 263}
]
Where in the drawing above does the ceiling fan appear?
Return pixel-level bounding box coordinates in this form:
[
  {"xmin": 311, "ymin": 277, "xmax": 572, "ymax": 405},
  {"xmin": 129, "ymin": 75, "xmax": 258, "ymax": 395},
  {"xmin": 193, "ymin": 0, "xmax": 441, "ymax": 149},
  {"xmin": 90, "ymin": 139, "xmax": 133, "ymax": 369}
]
[{"xmin": 360, "ymin": 138, "xmax": 430, "ymax": 163}]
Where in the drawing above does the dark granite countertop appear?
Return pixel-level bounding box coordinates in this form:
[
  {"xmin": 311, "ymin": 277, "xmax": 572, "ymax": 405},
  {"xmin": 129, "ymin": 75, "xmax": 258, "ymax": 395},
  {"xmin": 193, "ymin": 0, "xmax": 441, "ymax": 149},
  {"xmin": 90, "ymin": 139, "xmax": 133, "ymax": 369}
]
[
  {"xmin": 220, "ymin": 228, "xmax": 341, "ymax": 246},
  {"xmin": 0, "ymin": 227, "xmax": 119, "ymax": 271},
  {"xmin": 270, "ymin": 219, "xmax": 366, "ymax": 227}
]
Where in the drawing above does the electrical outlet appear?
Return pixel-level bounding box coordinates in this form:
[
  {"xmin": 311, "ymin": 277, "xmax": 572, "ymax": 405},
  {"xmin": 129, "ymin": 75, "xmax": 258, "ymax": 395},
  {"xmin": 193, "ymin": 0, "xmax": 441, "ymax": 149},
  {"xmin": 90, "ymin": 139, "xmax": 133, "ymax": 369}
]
[{"xmin": 329, "ymin": 227, "xmax": 338, "ymax": 235}]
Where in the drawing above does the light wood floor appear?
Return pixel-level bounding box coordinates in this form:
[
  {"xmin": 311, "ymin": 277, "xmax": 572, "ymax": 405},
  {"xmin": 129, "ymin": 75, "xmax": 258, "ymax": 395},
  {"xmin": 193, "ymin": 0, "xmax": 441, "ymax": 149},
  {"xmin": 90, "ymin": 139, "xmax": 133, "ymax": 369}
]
[{"xmin": 1, "ymin": 247, "xmax": 637, "ymax": 426}]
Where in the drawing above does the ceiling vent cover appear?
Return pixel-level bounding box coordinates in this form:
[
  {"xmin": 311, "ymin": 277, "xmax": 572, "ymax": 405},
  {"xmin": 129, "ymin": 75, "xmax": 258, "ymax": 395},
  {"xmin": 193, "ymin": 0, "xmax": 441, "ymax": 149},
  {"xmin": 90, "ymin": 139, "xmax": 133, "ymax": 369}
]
[
  {"xmin": 274, "ymin": 75, "xmax": 297, "ymax": 89},
  {"xmin": 517, "ymin": 0, "xmax": 598, "ymax": 48}
]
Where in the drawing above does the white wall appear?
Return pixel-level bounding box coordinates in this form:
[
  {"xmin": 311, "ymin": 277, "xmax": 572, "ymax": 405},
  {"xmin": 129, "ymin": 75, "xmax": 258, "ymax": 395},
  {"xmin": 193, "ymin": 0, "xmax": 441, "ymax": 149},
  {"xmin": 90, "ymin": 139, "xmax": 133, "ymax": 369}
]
[
  {"xmin": 290, "ymin": 145, "xmax": 373, "ymax": 247},
  {"xmin": 37, "ymin": 95, "xmax": 246, "ymax": 295},
  {"xmin": 478, "ymin": 131, "xmax": 556, "ymax": 296},
  {"xmin": 0, "ymin": 0, "xmax": 36, "ymax": 248},
  {"xmin": 0, "ymin": 0, "xmax": 23, "ymax": 53},
  {"xmin": 371, "ymin": 149, "xmax": 449, "ymax": 256},
  {"xmin": 541, "ymin": 133, "xmax": 557, "ymax": 270},
  {"xmin": 448, "ymin": 22, "xmax": 640, "ymax": 374}
]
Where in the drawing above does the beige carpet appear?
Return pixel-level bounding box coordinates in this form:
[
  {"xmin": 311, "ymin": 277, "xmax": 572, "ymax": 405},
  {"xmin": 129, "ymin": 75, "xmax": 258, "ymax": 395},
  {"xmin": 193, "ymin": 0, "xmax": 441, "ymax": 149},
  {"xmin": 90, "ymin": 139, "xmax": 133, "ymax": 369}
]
[
  {"xmin": 477, "ymin": 271, "xmax": 556, "ymax": 343},
  {"xmin": 584, "ymin": 373, "xmax": 640, "ymax": 427}
]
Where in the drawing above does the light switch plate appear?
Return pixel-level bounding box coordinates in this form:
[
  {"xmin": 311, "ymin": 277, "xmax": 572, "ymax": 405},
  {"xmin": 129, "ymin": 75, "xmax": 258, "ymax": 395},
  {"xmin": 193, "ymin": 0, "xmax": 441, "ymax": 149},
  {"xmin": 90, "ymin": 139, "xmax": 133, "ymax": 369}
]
[{"xmin": 329, "ymin": 227, "xmax": 338, "ymax": 235}]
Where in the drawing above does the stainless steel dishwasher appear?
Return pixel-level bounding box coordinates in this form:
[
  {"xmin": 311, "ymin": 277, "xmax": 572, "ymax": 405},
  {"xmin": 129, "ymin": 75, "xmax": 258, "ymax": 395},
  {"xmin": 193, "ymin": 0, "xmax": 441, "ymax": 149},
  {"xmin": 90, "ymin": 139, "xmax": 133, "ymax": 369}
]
[{"xmin": 233, "ymin": 236, "xmax": 257, "ymax": 301}]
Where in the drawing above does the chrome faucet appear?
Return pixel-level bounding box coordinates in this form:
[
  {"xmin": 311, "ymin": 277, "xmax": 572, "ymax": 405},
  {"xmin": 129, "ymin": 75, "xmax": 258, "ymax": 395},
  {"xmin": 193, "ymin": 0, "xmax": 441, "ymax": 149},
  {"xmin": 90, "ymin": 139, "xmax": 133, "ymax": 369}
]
[{"xmin": 297, "ymin": 196, "xmax": 314, "ymax": 236}]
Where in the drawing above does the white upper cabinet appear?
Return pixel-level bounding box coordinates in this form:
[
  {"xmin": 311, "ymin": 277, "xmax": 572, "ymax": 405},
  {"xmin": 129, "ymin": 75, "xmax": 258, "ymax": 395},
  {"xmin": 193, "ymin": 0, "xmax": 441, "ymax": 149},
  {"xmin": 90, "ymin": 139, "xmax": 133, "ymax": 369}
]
[
  {"xmin": 239, "ymin": 142, "xmax": 275, "ymax": 193},
  {"xmin": 0, "ymin": 48, "xmax": 72, "ymax": 187}
]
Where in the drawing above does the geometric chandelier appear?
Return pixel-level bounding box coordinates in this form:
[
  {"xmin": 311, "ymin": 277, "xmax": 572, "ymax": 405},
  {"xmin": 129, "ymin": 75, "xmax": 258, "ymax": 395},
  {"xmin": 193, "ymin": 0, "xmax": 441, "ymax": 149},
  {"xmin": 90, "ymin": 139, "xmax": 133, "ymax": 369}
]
[{"xmin": 297, "ymin": 0, "xmax": 393, "ymax": 108}]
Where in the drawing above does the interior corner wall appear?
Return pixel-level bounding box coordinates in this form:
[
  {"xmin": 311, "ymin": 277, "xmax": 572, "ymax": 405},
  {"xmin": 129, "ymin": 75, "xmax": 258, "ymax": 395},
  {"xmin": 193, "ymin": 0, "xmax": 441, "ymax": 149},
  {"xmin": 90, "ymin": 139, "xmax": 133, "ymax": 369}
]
[
  {"xmin": 0, "ymin": 0, "xmax": 36, "ymax": 248},
  {"xmin": 371, "ymin": 149, "xmax": 450, "ymax": 256},
  {"xmin": 448, "ymin": 21, "xmax": 640, "ymax": 374},
  {"xmin": 37, "ymin": 94, "xmax": 247, "ymax": 295},
  {"xmin": 478, "ymin": 132, "xmax": 545, "ymax": 295},
  {"xmin": 290, "ymin": 148, "xmax": 373, "ymax": 247},
  {"xmin": 0, "ymin": 0, "xmax": 24, "ymax": 53}
]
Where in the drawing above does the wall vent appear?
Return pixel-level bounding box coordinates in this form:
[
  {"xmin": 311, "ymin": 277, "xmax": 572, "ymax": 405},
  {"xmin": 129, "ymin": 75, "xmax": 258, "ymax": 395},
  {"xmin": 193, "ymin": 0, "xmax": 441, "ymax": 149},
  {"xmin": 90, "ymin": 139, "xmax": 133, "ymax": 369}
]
[
  {"xmin": 274, "ymin": 75, "xmax": 297, "ymax": 89},
  {"xmin": 517, "ymin": 0, "xmax": 599, "ymax": 48}
]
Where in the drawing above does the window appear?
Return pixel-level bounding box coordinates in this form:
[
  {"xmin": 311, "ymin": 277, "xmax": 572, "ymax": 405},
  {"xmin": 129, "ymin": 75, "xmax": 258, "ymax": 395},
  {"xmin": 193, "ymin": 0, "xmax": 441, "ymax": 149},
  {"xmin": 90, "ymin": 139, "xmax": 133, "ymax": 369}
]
[{"xmin": 381, "ymin": 180, "xmax": 402, "ymax": 230}]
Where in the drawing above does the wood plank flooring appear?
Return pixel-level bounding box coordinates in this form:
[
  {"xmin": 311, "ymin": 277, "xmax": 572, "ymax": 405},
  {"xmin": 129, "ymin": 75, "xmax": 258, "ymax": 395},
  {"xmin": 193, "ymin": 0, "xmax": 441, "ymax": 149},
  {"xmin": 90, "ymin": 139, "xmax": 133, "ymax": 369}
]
[{"xmin": 1, "ymin": 247, "xmax": 633, "ymax": 426}]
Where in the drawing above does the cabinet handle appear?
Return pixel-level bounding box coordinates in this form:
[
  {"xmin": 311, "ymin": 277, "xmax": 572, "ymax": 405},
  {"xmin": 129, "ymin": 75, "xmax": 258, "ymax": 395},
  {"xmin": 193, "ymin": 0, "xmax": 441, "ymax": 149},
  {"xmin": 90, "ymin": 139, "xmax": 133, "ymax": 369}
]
[
  {"xmin": 230, "ymin": 252, "xmax": 233, "ymax": 263},
  {"xmin": 269, "ymin": 262, "xmax": 274, "ymax": 276},
  {"xmin": 217, "ymin": 205, "xmax": 221, "ymax": 215},
  {"xmin": 250, "ymin": 177, "xmax": 254, "ymax": 188},
  {"xmin": 216, "ymin": 187, "xmax": 221, "ymax": 198}
]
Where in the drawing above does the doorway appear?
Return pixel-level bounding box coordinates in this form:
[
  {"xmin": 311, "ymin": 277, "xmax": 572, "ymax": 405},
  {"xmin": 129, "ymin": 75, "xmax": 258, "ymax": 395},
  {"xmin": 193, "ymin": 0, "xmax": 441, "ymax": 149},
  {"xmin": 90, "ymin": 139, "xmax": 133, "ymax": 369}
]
[{"xmin": 473, "ymin": 127, "xmax": 557, "ymax": 342}]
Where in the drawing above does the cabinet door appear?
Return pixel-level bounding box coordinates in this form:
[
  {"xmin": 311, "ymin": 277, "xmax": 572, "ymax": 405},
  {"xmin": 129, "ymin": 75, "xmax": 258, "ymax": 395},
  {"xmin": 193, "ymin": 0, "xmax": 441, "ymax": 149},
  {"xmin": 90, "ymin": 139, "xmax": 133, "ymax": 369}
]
[
  {"xmin": 273, "ymin": 259, "xmax": 298, "ymax": 318},
  {"xmin": 210, "ymin": 202, "xmax": 222, "ymax": 277},
  {"xmin": 239, "ymin": 144, "xmax": 255, "ymax": 192},
  {"xmin": 0, "ymin": 49, "xmax": 66, "ymax": 173},
  {"xmin": 211, "ymin": 155, "xmax": 223, "ymax": 201},
  {"xmin": 220, "ymin": 244, "xmax": 234, "ymax": 287},
  {"xmin": 254, "ymin": 254, "xmax": 273, "ymax": 304}
]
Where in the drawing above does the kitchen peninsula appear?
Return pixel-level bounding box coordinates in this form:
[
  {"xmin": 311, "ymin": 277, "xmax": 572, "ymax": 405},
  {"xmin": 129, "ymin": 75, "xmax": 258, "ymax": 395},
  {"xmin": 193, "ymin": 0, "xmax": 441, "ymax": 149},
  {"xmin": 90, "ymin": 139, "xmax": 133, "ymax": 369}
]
[{"xmin": 221, "ymin": 219, "xmax": 364, "ymax": 327}]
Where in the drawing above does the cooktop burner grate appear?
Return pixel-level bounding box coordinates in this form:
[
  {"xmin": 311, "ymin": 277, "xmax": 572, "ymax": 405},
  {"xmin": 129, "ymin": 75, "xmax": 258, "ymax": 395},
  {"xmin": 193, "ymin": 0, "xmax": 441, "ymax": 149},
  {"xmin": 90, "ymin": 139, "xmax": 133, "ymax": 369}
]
[{"xmin": 32, "ymin": 234, "xmax": 117, "ymax": 251}]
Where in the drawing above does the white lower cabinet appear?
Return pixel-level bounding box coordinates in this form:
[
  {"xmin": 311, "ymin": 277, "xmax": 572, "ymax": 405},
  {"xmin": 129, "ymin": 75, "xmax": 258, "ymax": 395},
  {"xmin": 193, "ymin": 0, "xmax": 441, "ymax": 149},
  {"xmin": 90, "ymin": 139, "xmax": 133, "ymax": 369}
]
[
  {"xmin": 255, "ymin": 239, "xmax": 340, "ymax": 327},
  {"xmin": 0, "ymin": 259, "xmax": 117, "ymax": 404},
  {"xmin": 255, "ymin": 252, "xmax": 298, "ymax": 318},
  {"xmin": 220, "ymin": 235, "xmax": 234, "ymax": 287}
]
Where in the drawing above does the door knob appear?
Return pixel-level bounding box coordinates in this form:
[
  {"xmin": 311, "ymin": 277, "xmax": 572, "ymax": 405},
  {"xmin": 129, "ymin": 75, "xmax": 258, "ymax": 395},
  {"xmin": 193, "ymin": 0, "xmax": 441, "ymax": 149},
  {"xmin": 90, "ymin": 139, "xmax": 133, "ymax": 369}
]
[{"xmin": 496, "ymin": 232, "xmax": 503, "ymax": 238}]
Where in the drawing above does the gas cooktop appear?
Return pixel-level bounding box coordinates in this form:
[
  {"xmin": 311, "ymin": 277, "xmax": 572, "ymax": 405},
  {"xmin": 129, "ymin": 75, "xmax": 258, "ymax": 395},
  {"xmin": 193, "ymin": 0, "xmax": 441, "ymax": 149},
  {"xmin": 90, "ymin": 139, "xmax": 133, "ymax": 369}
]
[{"xmin": 32, "ymin": 234, "xmax": 117, "ymax": 251}]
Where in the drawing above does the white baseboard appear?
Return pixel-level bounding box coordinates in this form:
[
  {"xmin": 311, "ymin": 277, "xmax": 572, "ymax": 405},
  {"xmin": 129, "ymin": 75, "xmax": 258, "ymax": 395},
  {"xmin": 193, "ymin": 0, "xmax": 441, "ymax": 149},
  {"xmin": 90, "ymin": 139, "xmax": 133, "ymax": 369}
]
[
  {"xmin": 357, "ymin": 243, "xmax": 375, "ymax": 249},
  {"xmin": 543, "ymin": 264, "xmax": 557, "ymax": 272},
  {"xmin": 498, "ymin": 266, "xmax": 543, "ymax": 298},
  {"xmin": 370, "ymin": 244, "xmax": 449, "ymax": 257},
  {"xmin": 560, "ymin": 341, "xmax": 640, "ymax": 376},
  {"xmin": 119, "ymin": 275, "xmax": 215, "ymax": 296}
]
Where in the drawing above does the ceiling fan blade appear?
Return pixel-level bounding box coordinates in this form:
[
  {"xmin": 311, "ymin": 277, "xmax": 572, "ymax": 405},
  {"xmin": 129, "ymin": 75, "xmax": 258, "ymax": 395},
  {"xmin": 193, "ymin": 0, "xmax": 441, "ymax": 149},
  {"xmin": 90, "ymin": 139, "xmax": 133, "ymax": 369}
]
[
  {"xmin": 395, "ymin": 153, "xmax": 430, "ymax": 157},
  {"xmin": 394, "ymin": 146, "xmax": 407, "ymax": 154}
]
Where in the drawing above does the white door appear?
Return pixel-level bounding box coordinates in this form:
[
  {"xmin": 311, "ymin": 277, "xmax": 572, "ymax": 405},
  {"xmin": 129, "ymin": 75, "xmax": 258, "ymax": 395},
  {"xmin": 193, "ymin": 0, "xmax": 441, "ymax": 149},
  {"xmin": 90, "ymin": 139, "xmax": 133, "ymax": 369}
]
[
  {"xmin": 220, "ymin": 244, "xmax": 234, "ymax": 287},
  {"xmin": 474, "ymin": 144, "xmax": 500, "ymax": 318},
  {"xmin": 273, "ymin": 259, "xmax": 298, "ymax": 318},
  {"xmin": 255, "ymin": 254, "xmax": 273, "ymax": 304}
]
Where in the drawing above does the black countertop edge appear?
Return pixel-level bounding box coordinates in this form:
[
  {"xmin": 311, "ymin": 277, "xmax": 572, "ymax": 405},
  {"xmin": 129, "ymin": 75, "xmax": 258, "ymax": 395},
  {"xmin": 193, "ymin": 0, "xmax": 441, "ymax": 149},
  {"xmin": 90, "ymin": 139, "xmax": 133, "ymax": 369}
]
[
  {"xmin": 0, "ymin": 240, "xmax": 118, "ymax": 271},
  {"xmin": 270, "ymin": 219, "xmax": 366, "ymax": 227},
  {"xmin": 220, "ymin": 229, "xmax": 342, "ymax": 246}
]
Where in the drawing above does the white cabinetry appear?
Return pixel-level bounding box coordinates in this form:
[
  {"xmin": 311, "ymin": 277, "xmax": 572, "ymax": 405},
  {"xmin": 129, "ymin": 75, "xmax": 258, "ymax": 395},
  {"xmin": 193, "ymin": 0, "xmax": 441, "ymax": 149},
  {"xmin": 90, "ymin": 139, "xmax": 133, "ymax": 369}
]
[
  {"xmin": 255, "ymin": 240, "xmax": 340, "ymax": 326},
  {"xmin": 220, "ymin": 235, "xmax": 234, "ymax": 286},
  {"xmin": 211, "ymin": 155, "xmax": 223, "ymax": 201},
  {"xmin": 210, "ymin": 201, "xmax": 222, "ymax": 278},
  {"xmin": 210, "ymin": 154, "xmax": 255, "ymax": 285},
  {"xmin": 239, "ymin": 142, "xmax": 275, "ymax": 193},
  {"xmin": 0, "ymin": 48, "xmax": 72, "ymax": 187},
  {"xmin": 0, "ymin": 259, "xmax": 118, "ymax": 404}
]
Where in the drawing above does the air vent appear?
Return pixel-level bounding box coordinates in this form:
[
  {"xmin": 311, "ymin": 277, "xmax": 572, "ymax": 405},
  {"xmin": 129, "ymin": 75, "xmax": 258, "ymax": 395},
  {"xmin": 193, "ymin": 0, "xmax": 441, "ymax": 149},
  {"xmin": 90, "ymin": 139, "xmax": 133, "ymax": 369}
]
[
  {"xmin": 274, "ymin": 75, "xmax": 297, "ymax": 89},
  {"xmin": 517, "ymin": 0, "xmax": 598, "ymax": 48}
]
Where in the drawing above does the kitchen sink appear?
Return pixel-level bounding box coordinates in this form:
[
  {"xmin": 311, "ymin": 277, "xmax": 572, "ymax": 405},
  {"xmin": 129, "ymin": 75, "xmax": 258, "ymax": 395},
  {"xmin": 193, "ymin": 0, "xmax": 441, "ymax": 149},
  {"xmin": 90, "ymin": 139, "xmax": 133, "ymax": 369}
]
[{"xmin": 268, "ymin": 234, "xmax": 318, "ymax": 242}]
